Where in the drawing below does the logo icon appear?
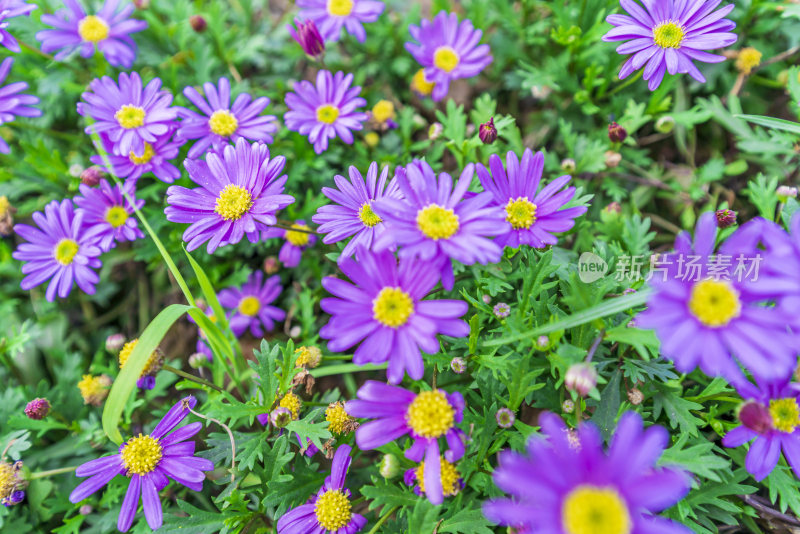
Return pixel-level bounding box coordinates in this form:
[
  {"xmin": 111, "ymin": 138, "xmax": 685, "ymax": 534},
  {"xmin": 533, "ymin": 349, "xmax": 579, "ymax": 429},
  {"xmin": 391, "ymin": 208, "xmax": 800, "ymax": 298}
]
[{"xmin": 578, "ymin": 252, "xmax": 608, "ymax": 283}]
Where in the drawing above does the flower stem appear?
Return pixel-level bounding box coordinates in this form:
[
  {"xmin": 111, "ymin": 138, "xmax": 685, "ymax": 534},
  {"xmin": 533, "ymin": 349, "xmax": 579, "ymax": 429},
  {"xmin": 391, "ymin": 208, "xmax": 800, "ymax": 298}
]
[
  {"xmin": 28, "ymin": 466, "xmax": 77, "ymax": 480},
  {"xmin": 163, "ymin": 364, "xmax": 223, "ymax": 392},
  {"xmin": 367, "ymin": 505, "xmax": 399, "ymax": 534}
]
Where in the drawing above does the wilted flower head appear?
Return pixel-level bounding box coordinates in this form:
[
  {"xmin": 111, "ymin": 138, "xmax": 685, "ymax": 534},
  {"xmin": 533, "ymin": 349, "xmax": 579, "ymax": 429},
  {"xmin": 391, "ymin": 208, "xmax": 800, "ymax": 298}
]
[
  {"xmin": 326, "ymin": 401, "xmax": 356, "ymax": 434},
  {"xmin": 0, "ymin": 195, "xmax": 16, "ymax": 236},
  {"xmin": 627, "ymin": 387, "xmax": 644, "ymax": 405},
  {"xmin": 77, "ymin": 374, "xmax": 112, "ymax": 405},
  {"xmin": 0, "ymin": 460, "xmax": 24, "ymax": 506},
  {"xmin": 736, "ymin": 46, "xmax": 762, "ymax": 75},
  {"xmin": 24, "ymin": 398, "xmax": 51, "ymax": 420},
  {"xmin": 118, "ymin": 339, "xmax": 164, "ymax": 390},
  {"xmin": 288, "ymin": 18, "xmax": 325, "ymax": 58},
  {"xmin": 295, "ymin": 346, "xmax": 322, "ymax": 368}
]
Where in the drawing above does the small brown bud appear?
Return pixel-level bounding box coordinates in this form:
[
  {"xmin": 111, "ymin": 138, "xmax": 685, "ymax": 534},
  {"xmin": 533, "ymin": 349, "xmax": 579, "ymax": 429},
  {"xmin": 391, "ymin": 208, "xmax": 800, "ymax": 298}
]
[{"xmin": 190, "ymin": 15, "xmax": 207, "ymax": 33}]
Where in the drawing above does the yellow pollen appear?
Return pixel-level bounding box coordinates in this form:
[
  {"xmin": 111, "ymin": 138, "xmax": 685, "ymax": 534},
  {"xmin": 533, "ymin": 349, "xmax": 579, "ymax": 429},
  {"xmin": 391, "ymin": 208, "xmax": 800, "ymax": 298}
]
[
  {"xmin": 326, "ymin": 0, "xmax": 354, "ymax": 16},
  {"xmin": 0, "ymin": 196, "xmax": 9, "ymax": 216},
  {"xmin": 562, "ymin": 485, "xmax": 632, "ymax": 534},
  {"xmin": 314, "ymin": 490, "xmax": 352, "ymax": 531},
  {"xmin": 121, "ymin": 434, "xmax": 163, "ymax": 476},
  {"xmin": 54, "ymin": 238, "xmax": 79, "ymax": 266},
  {"xmin": 286, "ymin": 224, "xmax": 312, "ymax": 247},
  {"xmin": 372, "ymin": 287, "xmax": 414, "ymax": 328},
  {"xmin": 326, "ymin": 402, "xmax": 354, "ymax": 434},
  {"xmin": 316, "ymin": 104, "xmax": 340, "ymax": 124},
  {"xmin": 417, "ymin": 204, "xmax": 459, "ymax": 240},
  {"xmin": 238, "ymin": 296, "xmax": 261, "ymax": 317},
  {"xmin": 416, "ymin": 456, "xmax": 461, "ymax": 497},
  {"xmin": 129, "ymin": 143, "xmax": 154, "ymax": 165},
  {"xmin": 214, "ymin": 184, "xmax": 253, "ymax": 221},
  {"xmin": 0, "ymin": 462, "xmax": 17, "ymax": 500},
  {"xmin": 505, "ymin": 197, "xmax": 537, "ymax": 229},
  {"xmin": 78, "ymin": 15, "xmax": 109, "ymax": 43},
  {"xmin": 280, "ymin": 392, "xmax": 302, "ymax": 420},
  {"xmin": 411, "ymin": 69, "xmax": 435, "ymax": 96},
  {"xmin": 118, "ymin": 339, "xmax": 163, "ymax": 378},
  {"xmin": 688, "ymin": 279, "xmax": 741, "ymax": 327},
  {"xmin": 371, "ymin": 100, "xmax": 395, "ymax": 123},
  {"xmin": 208, "ymin": 109, "xmax": 239, "ymax": 137},
  {"xmin": 406, "ymin": 390, "xmax": 454, "ymax": 439},
  {"xmin": 105, "ymin": 206, "xmax": 129, "ymax": 228},
  {"xmin": 433, "ymin": 46, "xmax": 460, "ymax": 72},
  {"xmin": 115, "ymin": 105, "xmax": 145, "ymax": 129},
  {"xmin": 295, "ymin": 346, "xmax": 322, "ymax": 368},
  {"xmin": 358, "ymin": 202, "xmax": 381, "ymax": 227},
  {"xmin": 77, "ymin": 374, "xmax": 111, "ymax": 405},
  {"xmin": 770, "ymin": 398, "xmax": 800, "ymax": 433},
  {"xmin": 736, "ymin": 47, "xmax": 762, "ymax": 75},
  {"xmin": 652, "ymin": 21, "xmax": 685, "ymax": 49}
]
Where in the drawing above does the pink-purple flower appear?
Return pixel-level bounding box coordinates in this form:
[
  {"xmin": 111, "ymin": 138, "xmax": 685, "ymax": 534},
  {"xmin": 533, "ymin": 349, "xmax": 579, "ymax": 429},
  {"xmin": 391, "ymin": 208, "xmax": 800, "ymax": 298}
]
[
  {"xmin": 218, "ymin": 271, "xmax": 286, "ymax": 337},
  {"xmin": 91, "ymin": 129, "xmax": 184, "ymax": 184},
  {"xmin": 287, "ymin": 18, "xmax": 325, "ymax": 58},
  {"xmin": 0, "ymin": 0, "xmax": 36, "ymax": 52},
  {"xmin": 73, "ymin": 178, "xmax": 144, "ymax": 251},
  {"xmin": 296, "ymin": 0, "xmax": 384, "ymax": 43},
  {"xmin": 262, "ymin": 219, "xmax": 317, "ymax": 268},
  {"xmin": 0, "ymin": 57, "xmax": 42, "ymax": 154}
]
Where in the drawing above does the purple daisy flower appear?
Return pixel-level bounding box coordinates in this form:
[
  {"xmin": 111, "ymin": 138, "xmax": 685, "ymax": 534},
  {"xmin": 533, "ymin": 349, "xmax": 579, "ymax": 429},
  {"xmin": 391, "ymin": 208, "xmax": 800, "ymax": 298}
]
[
  {"xmin": 346, "ymin": 381, "xmax": 466, "ymax": 505},
  {"xmin": 602, "ymin": 0, "xmax": 738, "ymax": 90},
  {"xmin": 35, "ymin": 0, "xmax": 147, "ymax": 68},
  {"xmin": 91, "ymin": 129, "xmax": 184, "ymax": 184},
  {"xmin": 723, "ymin": 378, "xmax": 800, "ymax": 481},
  {"xmin": 218, "ymin": 271, "xmax": 286, "ymax": 337},
  {"xmin": 177, "ymin": 77, "xmax": 278, "ymax": 159},
  {"xmin": 284, "ymin": 70, "xmax": 367, "ymax": 154},
  {"xmin": 476, "ymin": 149, "xmax": 588, "ymax": 249},
  {"xmin": 320, "ymin": 247, "xmax": 469, "ymax": 383},
  {"xmin": 77, "ymin": 71, "xmax": 178, "ymax": 158},
  {"xmin": 165, "ymin": 138, "xmax": 295, "ymax": 253},
  {"xmin": 73, "ymin": 178, "xmax": 144, "ymax": 252},
  {"xmin": 373, "ymin": 160, "xmax": 508, "ymax": 290},
  {"xmin": 483, "ymin": 411, "xmax": 691, "ymax": 533},
  {"xmin": 0, "ymin": 0, "xmax": 36, "ymax": 52},
  {"xmin": 277, "ymin": 444, "xmax": 366, "ymax": 534},
  {"xmin": 68, "ymin": 396, "xmax": 214, "ymax": 532},
  {"xmin": 403, "ymin": 458, "xmax": 464, "ymax": 503},
  {"xmin": 637, "ymin": 212, "xmax": 798, "ymax": 383},
  {"xmin": 312, "ymin": 161, "xmax": 402, "ymax": 259},
  {"xmin": 296, "ymin": 0, "xmax": 384, "ymax": 43},
  {"xmin": 405, "ymin": 11, "xmax": 492, "ymax": 102},
  {"xmin": 12, "ymin": 199, "xmax": 103, "ymax": 301},
  {"xmin": 0, "ymin": 57, "xmax": 42, "ymax": 154},
  {"xmin": 262, "ymin": 220, "xmax": 317, "ymax": 268}
]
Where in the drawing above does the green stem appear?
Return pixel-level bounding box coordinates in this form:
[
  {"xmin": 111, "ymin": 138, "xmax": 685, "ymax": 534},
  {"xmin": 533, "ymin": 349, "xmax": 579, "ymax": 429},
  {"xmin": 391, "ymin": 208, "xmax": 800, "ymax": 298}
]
[
  {"xmin": 367, "ymin": 505, "xmax": 399, "ymax": 534},
  {"xmin": 28, "ymin": 466, "xmax": 77, "ymax": 480},
  {"xmin": 163, "ymin": 364, "xmax": 223, "ymax": 392}
]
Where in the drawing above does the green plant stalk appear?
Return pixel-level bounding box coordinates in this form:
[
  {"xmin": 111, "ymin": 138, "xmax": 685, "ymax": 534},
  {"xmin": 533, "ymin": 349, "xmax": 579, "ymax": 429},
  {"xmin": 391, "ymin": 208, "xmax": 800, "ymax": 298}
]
[
  {"xmin": 28, "ymin": 466, "xmax": 77, "ymax": 480},
  {"xmin": 163, "ymin": 364, "xmax": 224, "ymax": 392},
  {"xmin": 366, "ymin": 505, "xmax": 399, "ymax": 534}
]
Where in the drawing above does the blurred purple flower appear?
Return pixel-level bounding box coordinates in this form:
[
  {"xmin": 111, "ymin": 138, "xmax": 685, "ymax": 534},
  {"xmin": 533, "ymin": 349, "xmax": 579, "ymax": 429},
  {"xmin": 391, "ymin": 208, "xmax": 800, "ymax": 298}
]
[
  {"xmin": 218, "ymin": 271, "xmax": 286, "ymax": 337},
  {"xmin": 0, "ymin": 57, "xmax": 42, "ymax": 153},
  {"xmin": 74, "ymin": 178, "xmax": 144, "ymax": 251},
  {"xmin": 296, "ymin": 0, "xmax": 384, "ymax": 43}
]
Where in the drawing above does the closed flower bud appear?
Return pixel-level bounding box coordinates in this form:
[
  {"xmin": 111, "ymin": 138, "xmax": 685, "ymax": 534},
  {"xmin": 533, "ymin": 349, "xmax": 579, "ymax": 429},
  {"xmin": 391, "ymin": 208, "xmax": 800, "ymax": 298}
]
[
  {"xmin": 715, "ymin": 209, "xmax": 737, "ymax": 229},
  {"xmin": 604, "ymin": 150, "xmax": 622, "ymax": 168},
  {"xmin": 270, "ymin": 407, "xmax": 293, "ymax": 428},
  {"xmin": 565, "ymin": 363, "xmax": 598, "ymax": 397},
  {"xmin": 188, "ymin": 352, "xmax": 208, "ymax": 369},
  {"xmin": 739, "ymin": 401, "xmax": 773, "ymax": 434},
  {"xmin": 608, "ymin": 122, "xmax": 627, "ymax": 143},
  {"xmin": 132, "ymin": 0, "xmax": 149, "ymax": 8},
  {"xmin": 655, "ymin": 116, "xmax": 675, "ymax": 133},
  {"xmin": 604, "ymin": 201, "xmax": 622, "ymax": 215},
  {"xmin": 777, "ymin": 185, "xmax": 798, "ymax": 202},
  {"xmin": 562, "ymin": 399, "xmax": 575, "ymax": 413},
  {"xmin": 479, "ymin": 117, "xmax": 497, "ymax": 144},
  {"xmin": 495, "ymin": 407, "xmax": 516, "ymax": 428},
  {"xmin": 481, "ymin": 294, "xmax": 491, "ymax": 304},
  {"xmin": 535, "ymin": 335, "xmax": 550, "ymax": 350},
  {"xmin": 263, "ymin": 256, "xmax": 279, "ymax": 274},
  {"xmin": 560, "ymin": 158, "xmax": 576, "ymax": 174},
  {"xmin": 24, "ymin": 398, "xmax": 50, "ymax": 420},
  {"xmin": 428, "ymin": 123, "xmax": 443, "ymax": 140},
  {"xmin": 627, "ymin": 387, "xmax": 644, "ymax": 405},
  {"xmin": 190, "ymin": 15, "xmax": 207, "ymax": 33},
  {"xmin": 288, "ymin": 18, "xmax": 325, "ymax": 59},
  {"xmin": 79, "ymin": 504, "xmax": 93, "ymax": 515},
  {"xmin": 105, "ymin": 333, "xmax": 125, "ymax": 352},
  {"xmin": 450, "ymin": 357, "xmax": 466, "ymax": 374},
  {"xmin": 379, "ymin": 454, "xmax": 401, "ymax": 479},
  {"xmin": 80, "ymin": 166, "xmax": 104, "ymax": 186},
  {"xmin": 493, "ymin": 302, "xmax": 510, "ymax": 318}
]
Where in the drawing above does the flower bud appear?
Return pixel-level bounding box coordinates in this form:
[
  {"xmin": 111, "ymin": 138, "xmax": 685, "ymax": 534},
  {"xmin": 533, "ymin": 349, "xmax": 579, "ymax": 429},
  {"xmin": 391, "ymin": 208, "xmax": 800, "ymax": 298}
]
[
  {"xmin": 0, "ymin": 195, "xmax": 16, "ymax": 236},
  {"xmin": 560, "ymin": 158, "xmax": 576, "ymax": 174},
  {"xmin": 655, "ymin": 116, "xmax": 675, "ymax": 134},
  {"xmin": 449, "ymin": 357, "xmax": 466, "ymax": 374},
  {"xmin": 270, "ymin": 407, "xmax": 293, "ymax": 428},
  {"xmin": 608, "ymin": 122, "xmax": 627, "ymax": 143},
  {"xmin": 562, "ymin": 399, "xmax": 575, "ymax": 413},
  {"xmin": 565, "ymin": 363, "xmax": 598, "ymax": 397},
  {"xmin": 428, "ymin": 123, "xmax": 443, "ymax": 140},
  {"xmin": 263, "ymin": 256, "xmax": 279, "ymax": 274},
  {"xmin": 364, "ymin": 132, "xmax": 380, "ymax": 148},
  {"xmin": 535, "ymin": 335, "xmax": 550, "ymax": 350},
  {"xmin": 190, "ymin": 15, "xmax": 207, "ymax": 33},
  {"xmin": 493, "ymin": 302, "xmax": 510, "ymax": 318},
  {"xmin": 739, "ymin": 401, "xmax": 773, "ymax": 434},
  {"xmin": 289, "ymin": 325, "xmax": 302, "ymax": 338},
  {"xmin": 495, "ymin": 407, "xmax": 515, "ymax": 429},
  {"xmin": 479, "ymin": 117, "xmax": 497, "ymax": 144},
  {"xmin": 288, "ymin": 18, "xmax": 325, "ymax": 59},
  {"xmin": 80, "ymin": 166, "xmax": 104, "ymax": 186},
  {"xmin": 481, "ymin": 294, "xmax": 491, "ymax": 304},
  {"xmin": 715, "ymin": 209, "xmax": 737, "ymax": 229},
  {"xmin": 79, "ymin": 504, "xmax": 93, "ymax": 515},
  {"xmin": 24, "ymin": 398, "xmax": 50, "ymax": 420},
  {"xmin": 604, "ymin": 150, "xmax": 622, "ymax": 168},
  {"xmin": 132, "ymin": 0, "xmax": 149, "ymax": 8},
  {"xmin": 627, "ymin": 387, "xmax": 644, "ymax": 405},
  {"xmin": 295, "ymin": 346, "xmax": 322, "ymax": 368},
  {"xmin": 188, "ymin": 352, "xmax": 208, "ymax": 369},
  {"xmin": 777, "ymin": 185, "xmax": 798, "ymax": 203},
  {"xmin": 105, "ymin": 333, "xmax": 125, "ymax": 352},
  {"xmin": 379, "ymin": 454, "xmax": 401, "ymax": 479}
]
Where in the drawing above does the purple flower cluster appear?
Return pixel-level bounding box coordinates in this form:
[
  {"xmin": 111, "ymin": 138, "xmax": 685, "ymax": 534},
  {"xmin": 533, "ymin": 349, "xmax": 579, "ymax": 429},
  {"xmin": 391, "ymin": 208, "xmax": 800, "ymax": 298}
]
[
  {"xmin": 0, "ymin": 57, "xmax": 41, "ymax": 153},
  {"xmin": 0, "ymin": 0, "xmax": 36, "ymax": 53}
]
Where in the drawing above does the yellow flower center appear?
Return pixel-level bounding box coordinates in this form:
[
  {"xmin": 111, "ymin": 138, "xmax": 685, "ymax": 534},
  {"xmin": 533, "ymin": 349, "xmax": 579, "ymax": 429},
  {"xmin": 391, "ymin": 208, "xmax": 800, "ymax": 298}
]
[
  {"xmin": 238, "ymin": 296, "xmax": 261, "ymax": 317},
  {"xmin": 688, "ymin": 279, "xmax": 741, "ymax": 327},
  {"xmin": 326, "ymin": 402, "xmax": 354, "ymax": 434},
  {"xmin": 115, "ymin": 105, "xmax": 146, "ymax": 129},
  {"xmin": 78, "ymin": 15, "xmax": 109, "ymax": 43},
  {"xmin": 736, "ymin": 47, "xmax": 762, "ymax": 75},
  {"xmin": 505, "ymin": 197, "xmax": 537, "ymax": 229},
  {"xmin": 77, "ymin": 374, "xmax": 110, "ymax": 405},
  {"xmin": 214, "ymin": 184, "xmax": 253, "ymax": 221},
  {"xmin": 358, "ymin": 202, "xmax": 381, "ymax": 227},
  {"xmin": 286, "ymin": 224, "xmax": 312, "ymax": 247},
  {"xmin": 54, "ymin": 238, "xmax": 79, "ymax": 266},
  {"xmin": 121, "ymin": 434, "xmax": 163, "ymax": 476},
  {"xmin": 416, "ymin": 457, "xmax": 461, "ymax": 497},
  {"xmin": 562, "ymin": 485, "xmax": 632, "ymax": 534},
  {"xmin": 371, "ymin": 100, "xmax": 395, "ymax": 123},
  {"xmin": 411, "ymin": 69, "xmax": 435, "ymax": 96},
  {"xmin": 129, "ymin": 143, "xmax": 155, "ymax": 165},
  {"xmin": 118, "ymin": 339, "xmax": 163, "ymax": 377},
  {"xmin": 295, "ymin": 346, "xmax": 322, "ymax": 368},
  {"xmin": 316, "ymin": 104, "xmax": 340, "ymax": 124},
  {"xmin": 433, "ymin": 46, "xmax": 460, "ymax": 72},
  {"xmin": 372, "ymin": 287, "xmax": 414, "ymax": 328},
  {"xmin": 0, "ymin": 196, "xmax": 10, "ymax": 217},
  {"xmin": 105, "ymin": 206, "xmax": 129, "ymax": 228},
  {"xmin": 417, "ymin": 204, "xmax": 459, "ymax": 240},
  {"xmin": 327, "ymin": 0, "xmax": 354, "ymax": 16},
  {"xmin": 770, "ymin": 398, "xmax": 800, "ymax": 433},
  {"xmin": 279, "ymin": 392, "xmax": 302, "ymax": 420},
  {"xmin": 314, "ymin": 490, "xmax": 352, "ymax": 531},
  {"xmin": 653, "ymin": 21, "xmax": 685, "ymax": 49},
  {"xmin": 208, "ymin": 110, "xmax": 239, "ymax": 137},
  {"xmin": 0, "ymin": 462, "xmax": 17, "ymax": 500},
  {"xmin": 406, "ymin": 390, "xmax": 454, "ymax": 439}
]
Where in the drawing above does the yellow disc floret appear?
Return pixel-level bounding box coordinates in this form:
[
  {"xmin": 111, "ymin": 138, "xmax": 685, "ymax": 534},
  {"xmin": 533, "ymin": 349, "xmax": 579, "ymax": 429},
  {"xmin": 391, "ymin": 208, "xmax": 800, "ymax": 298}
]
[
  {"xmin": 115, "ymin": 105, "xmax": 146, "ymax": 129},
  {"xmin": 736, "ymin": 47, "xmax": 762, "ymax": 75},
  {"xmin": 770, "ymin": 398, "xmax": 800, "ymax": 433},
  {"xmin": 105, "ymin": 206, "xmax": 129, "ymax": 228},
  {"xmin": 327, "ymin": 0, "xmax": 353, "ymax": 16},
  {"xmin": 433, "ymin": 46, "xmax": 460, "ymax": 72},
  {"xmin": 129, "ymin": 143, "xmax": 155, "ymax": 165},
  {"xmin": 652, "ymin": 21, "xmax": 685, "ymax": 49},
  {"xmin": 326, "ymin": 402, "xmax": 354, "ymax": 434},
  {"xmin": 209, "ymin": 110, "xmax": 239, "ymax": 137},
  {"xmin": 406, "ymin": 390, "xmax": 455, "ymax": 439},
  {"xmin": 295, "ymin": 346, "xmax": 322, "ymax": 368},
  {"xmin": 562, "ymin": 485, "xmax": 632, "ymax": 534},
  {"xmin": 214, "ymin": 184, "xmax": 253, "ymax": 221},
  {"xmin": 417, "ymin": 204, "xmax": 459, "ymax": 240},
  {"xmin": 0, "ymin": 462, "xmax": 18, "ymax": 501},
  {"xmin": 280, "ymin": 392, "xmax": 302, "ymax": 420},
  {"xmin": 238, "ymin": 296, "xmax": 261, "ymax": 317},
  {"xmin": 416, "ymin": 456, "xmax": 461, "ymax": 497},
  {"xmin": 78, "ymin": 15, "xmax": 109, "ymax": 43},
  {"xmin": 78, "ymin": 374, "xmax": 111, "ymax": 406},
  {"xmin": 54, "ymin": 238, "xmax": 79, "ymax": 266},
  {"xmin": 314, "ymin": 489, "xmax": 352, "ymax": 531},
  {"xmin": 372, "ymin": 287, "xmax": 414, "ymax": 328},
  {"xmin": 358, "ymin": 202, "xmax": 381, "ymax": 227},
  {"xmin": 118, "ymin": 339, "xmax": 164, "ymax": 378},
  {"xmin": 286, "ymin": 224, "xmax": 312, "ymax": 247},
  {"xmin": 121, "ymin": 434, "xmax": 163, "ymax": 476},
  {"xmin": 505, "ymin": 197, "xmax": 537, "ymax": 229},
  {"xmin": 372, "ymin": 100, "xmax": 395, "ymax": 123},
  {"xmin": 411, "ymin": 69, "xmax": 435, "ymax": 96},
  {"xmin": 688, "ymin": 279, "xmax": 741, "ymax": 327},
  {"xmin": 316, "ymin": 104, "xmax": 340, "ymax": 124}
]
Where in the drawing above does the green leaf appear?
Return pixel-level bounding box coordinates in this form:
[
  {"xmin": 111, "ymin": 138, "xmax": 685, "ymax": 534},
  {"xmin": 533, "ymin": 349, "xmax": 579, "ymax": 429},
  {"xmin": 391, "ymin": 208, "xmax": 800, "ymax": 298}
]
[
  {"xmin": 183, "ymin": 246, "xmax": 231, "ymax": 334},
  {"xmin": 438, "ymin": 508, "xmax": 494, "ymax": 534},
  {"xmin": 591, "ymin": 369, "xmax": 621, "ymax": 440},
  {"xmin": 652, "ymin": 383, "xmax": 704, "ymax": 436},
  {"xmin": 362, "ymin": 478, "xmax": 422, "ymax": 511},
  {"xmin": 737, "ymin": 114, "xmax": 800, "ymax": 136},
  {"xmin": 286, "ymin": 410, "xmax": 332, "ymax": 451}
]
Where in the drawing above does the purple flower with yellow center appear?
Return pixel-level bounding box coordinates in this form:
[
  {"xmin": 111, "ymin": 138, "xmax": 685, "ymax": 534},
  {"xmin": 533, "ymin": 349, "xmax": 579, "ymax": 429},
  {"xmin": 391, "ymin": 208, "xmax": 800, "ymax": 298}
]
[
  {"xmin": 320, "ymin": 247, "xmax": 469, "ymax": 383},
  {"xmin": 118, "ymin": 338, "xmax": 165, "ymax": 390},
  {"xmin": 723, "ymin": 378, "xmax": 800, "ymax": 481},
  {"xmin": 0, "ymin": 57, "xmax": 42, "ymax": 154},
  {"xmin": 373, "ymin": 160, "xmax": 508, "ymax": 290},
  {"xmin": 0, "ymin": 460, "xmax": 24, "ymax": 506},
  {"xmin": 347, "ymin": 381, "xmax": 466, "ymax": 505},
  {"xmin": 602, "ymin": 0, "xmax": 738, "ymax": 90},
  {"xmin": 476, "ymin": 149, "xmax": 588, "ymax": 249},
  {"xmin": 177, "ymin": 77, "xmax": 278, "ymax": 159},
  {"xmin": 165, "ymin": 138, "xmax": 294, "ymax": 253},
  {"xmin": 12, "ymin": 199, "xmax": 103, "ymax": 301},
  {"xmin": 218, "ymin": 271, "xmax": 286, "ymax": 337},
  {"xmin": 311, "ymin": 161, "xmax": 401, "ymax": 259},
  {"xmin": 68, "ymin": 396, "xmax": 214, "ymax": 532},
  {"xmin": 296, "ymin": 0, "xmax": 384, "ymax": 43},
  {"xmin": 73, "ymin": 178, "xmax": 144, "ymax": 252},
  {"xmin": 404, "ymin": 457, "xmax": 463, "ymax": 503},
  {"xmin": 262, "ymin": 220, "xmax": 317, "ymax": 268},
  {"xmin": 36, "ymin": 0, "xmax": 147, "ymax": 68},
  {"xmin": 405, "ymin": 11, "xmax": 492, "ymax": 102},
  {"xmin": 637, "ymin": 212, "xmax": 798, "ymax": 383},
  {"xmin": 0, "ymin": 0, "xmax": 36, "ymax": 52},
  {"xmin": 91, "ymin": 129, "xmax": 184, "ymax": 184},
  {"xmin": 77, "ymin": 71, "xmax": 178, "ymax": 158},
  {"xmin": 277, "ymin": 444, "xmax": 366, "ymax": 534},
  {"xmin": 284, "ymin": 70, "xmax": 367, "ymax": 154},
  {"xmin": 483, "ymin": 411, "xmax": 691, "ymax": 534}
]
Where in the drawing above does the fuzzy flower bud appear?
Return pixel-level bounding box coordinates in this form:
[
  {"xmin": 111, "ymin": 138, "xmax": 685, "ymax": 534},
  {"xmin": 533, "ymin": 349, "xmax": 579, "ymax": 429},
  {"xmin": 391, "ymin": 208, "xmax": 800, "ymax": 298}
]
[
  {"xmin": 777, "ymin": 185, "xmax": 798, "ymax": 202},
  {"xmin": 428, "ymin": 122, "xmax": 443, "ymax": 140},
  {"xmin": 24, "ymin": 398, "xmax": 50, "ymax": 420},
  {"xmin": 263, "ymin": 256, "xmax": 279, "ymax": 274},
  {"xmin": 560, "ymin": 158, "xmax": 576, "ymax": 174},
  {"xmin": 655, "ymin": 116, "xmax": 675, "ymax": 134},
  {"xmin": 189, "ymin": 15, "xmax": 207, "ymax": 32},
  {"xmin": 495, "ymin": 407, "xmax": 516, "ymax": 429},
  {"xmin": 735, "ymin": 47, "xmax": 762, "ymax": 75},
  {"xmin": 608, "ymin": 122, "xmax": 627, "ymax": 143},
  {"xmin": 80, "ymin": 166, "xmax": 104, "ymax": 187},
  {"xmin": 288, "ymin": 18, "xmax": 325, "ymax": 59},
  {"xmin": 715, "ymin": 209, "xmax": 737, "ymax": 229},
  {"xmin": 79, "ymin": 504, "xmax": 93, "ymax": 515},
  {"xmin": 565, "ymin": 363, "xmax": 598, "ymax": 397},
  {"xmin": 450, "ymin": 357, "xmax": 466, "ymax": 374},
  {"xmin": 535, "ymin": 335, "xmax": 550, "ymax": 350},
  {"xmin": 627, "ymin": 387, "xmax": 644, "ymax": 405},
  {"xmin": 270, "ymin": 407, "xmax": 293, "ymax": 428},
  {"xmin": 493, "ymin": 302, "xmax": 510, "ymax": 318},
  {"xmin": 379, "ymin": 454, "xmax": 401, "ymax": 479},
  {"xmin": 105, "ymin": 333, "xmax": 125, "ymax": 352},
  {"xmin": 562, "ymin": 399, "xmax": 575, "ymax": 413},
  {"xmin": 479, "ymin": 117, "xmax": 497, "ymax": 144},
  {"xmin": 188, "ymin": 352, "xmax": 208, "ymax": 369},
  {"xmin": 481, "ymin": 294, "xmax": 491, "ymax": 304}
]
